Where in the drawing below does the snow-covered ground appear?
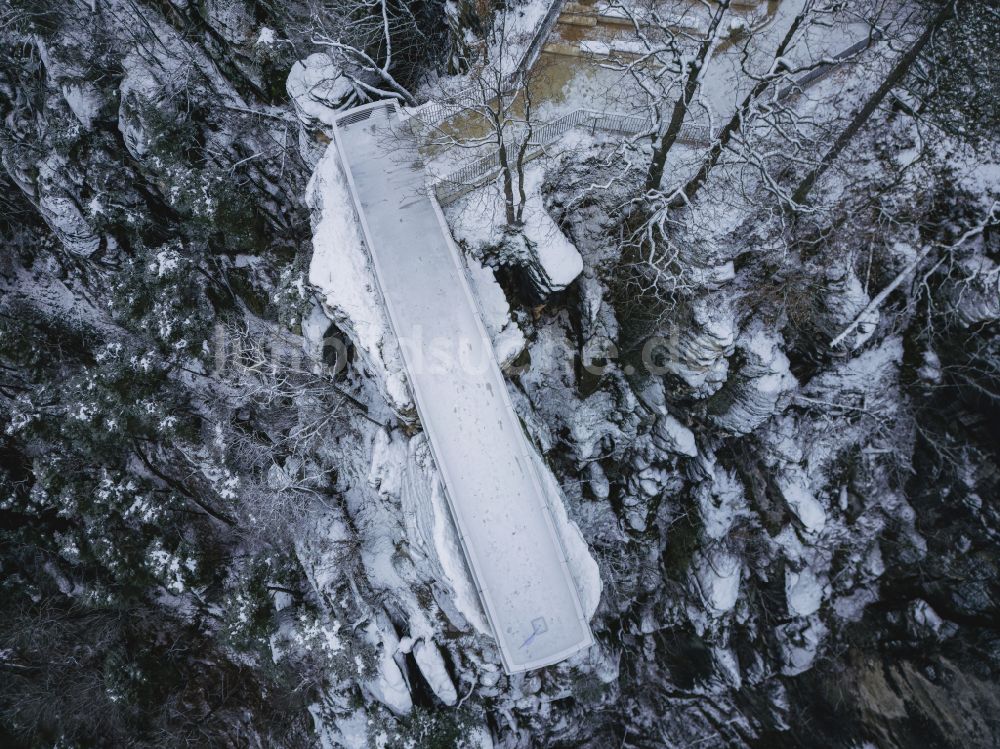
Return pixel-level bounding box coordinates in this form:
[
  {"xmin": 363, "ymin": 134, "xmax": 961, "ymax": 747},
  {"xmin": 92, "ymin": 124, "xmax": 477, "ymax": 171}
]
[
  {"xmin": 524, "ymin": 0, "xmax": 875, "ymax": 130},
  {"xmin": 447, "ymin": 157, "xmax": 584, "ymax": 296},
  {"xmin": 306, "ymin": 145, "xmax": 412, "ymax": 414},
  {"xmin": 326, "ymin": 102, "xmax": 595, "ymax": 673}
]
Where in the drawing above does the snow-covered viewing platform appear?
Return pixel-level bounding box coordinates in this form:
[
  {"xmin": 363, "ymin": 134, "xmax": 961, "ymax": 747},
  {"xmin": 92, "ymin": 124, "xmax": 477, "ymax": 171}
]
[{"xmin": 329, "ymin": 101, "xmax": 593, "ymax": 673}]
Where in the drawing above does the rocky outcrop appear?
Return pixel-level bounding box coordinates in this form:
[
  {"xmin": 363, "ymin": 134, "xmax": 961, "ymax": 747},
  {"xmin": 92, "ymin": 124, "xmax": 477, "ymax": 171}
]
[
  {"xmin": 661, "ymin": 296, "xmax": 737, "ymax": 395},
  {"xmin": 946, "ymin": 255, "xmax": 1000, "ymax": 326},
  {"xmin": 444, "ymin": 0, "xmax": 485, "ymax": 74},
  {"xmin": 3, "ymin": 1, "xmax": 998, "ymax": 747},
  {"xmin": 815, "ymin": 264, "xmax": 879, "ymax": 348},
  {"xmin": 708, "ymin": 325, "xmax": 797, "ymax": 435},
  {"xmin": 287, "ymin": 52, "xmax": 358, "ymax": 132},
  {"xmin": 117, "ymin": 38, "xmax": 188, "ymax": 160},
  {"xmin": 37, "ymin": 155, "xmax": 99, "ymax": 257},
  {"xmin": 204, "ymin": 0, "xmax": 255, "ymax": 45}
]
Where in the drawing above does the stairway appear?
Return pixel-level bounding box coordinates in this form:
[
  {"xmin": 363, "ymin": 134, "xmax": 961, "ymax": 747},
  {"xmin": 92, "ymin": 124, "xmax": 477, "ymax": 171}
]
[{"xmin": 543, "ymin": 0, "xmax": 774, "ymax": 61}]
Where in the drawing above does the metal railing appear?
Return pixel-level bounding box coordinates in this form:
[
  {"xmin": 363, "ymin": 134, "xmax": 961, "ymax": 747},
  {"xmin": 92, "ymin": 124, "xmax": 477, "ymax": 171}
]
[
  {"xmin": 776, "ymin": 32, "xmax": 881, "ymax": 100},
  {"xmin": 406, "ymin": 73, "xmax": 527, "ymax": 133},
  {"xmin": 424, "ymin": 23, "xmax": 881, "ymax": 205},
  {"xmin": 341, "ymin": 14, "xmax": 879, "ymax": 209},
  {"xmin": 430, "ymin": 108, "xmax": 712, "ymax": 203}
]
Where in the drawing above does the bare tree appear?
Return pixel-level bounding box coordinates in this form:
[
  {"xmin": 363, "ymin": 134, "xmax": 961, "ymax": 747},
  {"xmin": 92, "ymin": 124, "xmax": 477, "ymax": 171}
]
[
  {"xmin": 606, "ymin": 0, "xmax": 733, "ymax": 194},
  {"xmin": 204, "ymin": 319, "xmax": 379, "ymax": 539},
  {"xmin": 672, "ymin": 0, "xmax": 844, "ymax": 208},
  {"xmin": 418, "ymin": 10, "xmax": 542, "ymax": 229},
  {"xmin": 611, "ymin": 1, "xmax": 915, "ymax": 322},
  {"xmin": 829, "ymin": 202, "xmax": 999, "ymax": 349},
  {"xmin": 791, "ymin": 0, "xmax": 959, "ymax": 207},
  {"xmin": 310, "ymin": 0, "xmax": 428, "ymax": 106}
]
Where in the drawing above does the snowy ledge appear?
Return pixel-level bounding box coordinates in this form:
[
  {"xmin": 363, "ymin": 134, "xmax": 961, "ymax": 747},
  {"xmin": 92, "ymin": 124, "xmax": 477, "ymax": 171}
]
[{"xmin": 305, "ymin": 144, "xmax": 412, "ymax": 414}]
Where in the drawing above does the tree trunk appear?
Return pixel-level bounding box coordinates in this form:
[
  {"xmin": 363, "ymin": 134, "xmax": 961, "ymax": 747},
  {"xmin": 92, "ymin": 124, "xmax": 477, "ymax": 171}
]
[
  {"xmin": 791, "ymin": 1, "xmax": 957, "ymax": 207},
  {"xmin": 514, "ymin": 90, "xmax": 534, "ymax": 225},
  {"xmin": 674, "ymin": 4, "xmax": 812, "ymax": 207},
  {"xmin": 498, "ymin": 140, "xmax": 517, "ymax": 226},
  {"xmin": 645, "ymin": 0, "xmax": 731, "ymax": 193}
]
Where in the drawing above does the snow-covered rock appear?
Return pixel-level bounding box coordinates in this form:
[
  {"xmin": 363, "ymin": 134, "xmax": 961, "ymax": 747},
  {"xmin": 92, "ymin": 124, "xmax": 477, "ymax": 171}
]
[
  {"xmin": 448, "ymin": 163, "xmax": 583, "ymax": 300},
  {"xmin": 692, "ymin": 549, "xmax": 742, "ymax": 617},
  {"xmin": 907, "ymin": 599, "xmax": 958, "ymax": 641},
  {"xmin": 363, "ymin": 620, "xmax": 413, "ymax": 715},
  {"xmin": 946, "ymin": 256, "xmax": 1000, "ymax": 326},
  {"xmin": 301, "ymin": 301, "xmax": 335, "ymax": 362},
  {"xmin": 585, "ymin": 461, "xmax": 611, "ymax": 500},
  {"xmin": 256, "ymin": 27, "xmax": 277, "ymax": 46},
  {"xmin": 785, "ymin": 565, "xmax": 826, "ymax": 617},
  {"xmin": 652, "ymin": 414, "xmax": 698, "ymax": 457},
  {"xmin": 661, "ymin": 297, "xmax": 737, "ymax": 395},
  {"xmin": 36, "ymin": 40, "xmax": 104, "ymax": 129},
  {"xmin": 413, "ymin": 639, "xmax": 458, "ymax": 706},
  {"xmin": 917, "ymin": 347, "xmax": 942, "ymax": 384},
  {"xmin": 517, "ymin": 318, "xmax": 641, "ymax": 466},
  {"xmin": 61, "ymin": 80, "xmax": 103, "ymax": 129},
  {"xmin": 466, "ymin": 255, "xmax": 527, "ymax": 367},
  {"xmin": 443, "ymin": 0, "xmax": 484, "ymax": 74},
  {"xmin": 117, "ymin": 35, "xmax": 189, "ymax": 159},
  {"xmin": 710, "ymin": 327, "xmax": 797, "ymax": 435},
  {"xmin": 37, "ymin": 155, "xmax": 100, "ymax": 257},
  {"xmin": 287, "ymin": 53, "xmax": 355, "ymax": 132},
  {"xmin": 306, "ymin": 145, "xmax": 412, "ymax": 414},
  {"xmin": 330, "ymin": 709, "xmax": 368, "ymax": 749},
  {"xmin": 818, "ymin": 265, "xmax": 879, "ymax": 349},
  {"xmin": 204, "ymin": 0, "xmax": 254, "ymax": 44},
  {"xmin": 777, "ymin": 467, "xmax": 827, "ymax": 534},
  {"xmin": 525, "ymin": 169, "xmax": 584, "ymax": 297},
  {"xmin": 695, "ymin": 456, "xmax": 749, "ymax": 540},
  {"xmin": 776, "ymin": 617, "xmax": 828, "ymax": 676}
]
